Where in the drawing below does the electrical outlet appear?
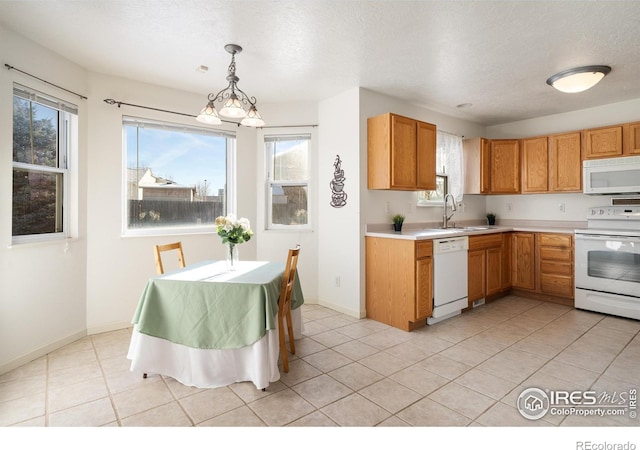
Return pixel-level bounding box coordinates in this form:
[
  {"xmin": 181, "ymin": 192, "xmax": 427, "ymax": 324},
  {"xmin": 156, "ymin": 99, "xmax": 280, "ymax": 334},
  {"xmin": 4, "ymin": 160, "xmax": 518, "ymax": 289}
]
[
  {"xmin": 458, "ymin": 202, "xmax": 466, "ymax": 212},
  {"xmin": 559, "ymin": 202, "xmax": 565, "ymax": 212},
  {"xmin": 507, "ymin": 203, "xmax": 513, "ymax": 212},
  {"xmin": 385, "ymin": 201, "xmax": 390, "ymax": 214},
  {"xmin": 335, "ymin": 276, "xmax": 341, "ymax": 287}
]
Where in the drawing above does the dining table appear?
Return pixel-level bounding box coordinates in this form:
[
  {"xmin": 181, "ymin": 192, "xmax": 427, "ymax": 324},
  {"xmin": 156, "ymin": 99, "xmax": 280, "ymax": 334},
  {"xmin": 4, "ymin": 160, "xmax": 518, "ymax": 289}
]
[{"xmin": 127, "ymin": 260, "xmax": 304, "ymax": 390}]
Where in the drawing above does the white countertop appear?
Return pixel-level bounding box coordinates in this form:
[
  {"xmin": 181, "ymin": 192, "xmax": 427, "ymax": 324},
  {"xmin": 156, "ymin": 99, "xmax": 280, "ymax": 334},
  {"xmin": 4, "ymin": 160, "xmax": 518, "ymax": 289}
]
[{"xmin": 365, "ymin": 220, "xmax": 583, "ymax": 241}]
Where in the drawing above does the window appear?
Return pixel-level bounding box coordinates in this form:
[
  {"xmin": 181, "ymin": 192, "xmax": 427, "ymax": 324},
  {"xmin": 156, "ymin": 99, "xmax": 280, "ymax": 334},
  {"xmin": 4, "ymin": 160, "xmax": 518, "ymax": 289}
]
[
  {"xmin": 12, "ymin": 84, "xmax": 77, "ymax": 243},
  {"xmin": 418, "ymin": 174, "xmax": 448, "ymax": 203},
  {"xmin": 265, "ymin": 133, "xmax": 311, "ymax": 229},
  {"xmin": 417, "ymin": 131, "xmax": 463, "ymax": 206},
  {"xmin": 123, "ymin": 117, "xmax": 235, "ymax": 235}
]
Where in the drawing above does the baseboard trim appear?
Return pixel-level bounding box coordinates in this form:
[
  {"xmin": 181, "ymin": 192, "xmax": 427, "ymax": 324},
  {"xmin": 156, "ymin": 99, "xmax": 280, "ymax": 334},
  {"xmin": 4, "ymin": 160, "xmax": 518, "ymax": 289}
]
[
  {"xmin": 0, "ymin": 329, "xmax": 86, "ymax": 376},
  {"xmin": 87, "ymin": 321, "xmax": 133, "ymax": 336},
  {"xmin": 317, "ymin": 299, "xmax": 363, "ymax": 319}
]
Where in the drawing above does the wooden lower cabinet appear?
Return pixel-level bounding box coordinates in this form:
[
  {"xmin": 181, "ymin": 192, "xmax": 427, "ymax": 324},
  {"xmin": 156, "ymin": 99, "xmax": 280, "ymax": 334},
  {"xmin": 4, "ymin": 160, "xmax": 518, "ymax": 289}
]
[
  {"xmin": 512, "ymin": 232, "xmax": 536, "ymax": 290},
  {"xmin": 365, "ymin": 237, "xmax": 432, "ymax": 331},
  {"xmin": 501, "ymin": 232, "xmax": 512, "ymax": 290},
  {"xmin": 538, "ymin": 233, "xmax": 574, "ymax": 299},
  {"xmin": 365, "ymin": 231, "xmax": 573, "ymax": 331},
  {"xmin": 511, "ymin": 231, "xmax": 574, "ymax": 305},
  {"xmin": 467, "ymin": 233, "xmax": 508, "ymax": 307},
  {"xmin": 468, "ymin": 249, "xmax": 486, "ymax": 303},
  {"xmin": 416, "ymin": 256, "xmax": 433, "ymax": 320}
]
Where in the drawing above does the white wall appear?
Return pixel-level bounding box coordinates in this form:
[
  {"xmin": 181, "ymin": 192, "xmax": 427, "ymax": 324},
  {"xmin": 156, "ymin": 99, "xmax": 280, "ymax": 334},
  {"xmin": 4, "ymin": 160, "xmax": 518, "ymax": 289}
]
[
  {"xmin": 486, "ymin": 98, "xmax": 640, "ymax": 139},
  {"xmin": 0, "ymin": 25, "xmax": 89, "ymax": 372},
  {"xmin": 317, "ymin": 88, "xmax": 362, "ymax": 317},
  {"xmin": 255, "ymin": 103, "xmax": 319, "ymax": 303}
]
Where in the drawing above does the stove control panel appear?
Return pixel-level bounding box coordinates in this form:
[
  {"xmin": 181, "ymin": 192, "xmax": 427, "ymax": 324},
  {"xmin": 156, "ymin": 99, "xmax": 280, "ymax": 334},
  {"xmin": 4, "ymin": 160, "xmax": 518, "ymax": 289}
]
[{"xmin": 587, "ymin": 206, "xmax": 640, "ymax": 220}]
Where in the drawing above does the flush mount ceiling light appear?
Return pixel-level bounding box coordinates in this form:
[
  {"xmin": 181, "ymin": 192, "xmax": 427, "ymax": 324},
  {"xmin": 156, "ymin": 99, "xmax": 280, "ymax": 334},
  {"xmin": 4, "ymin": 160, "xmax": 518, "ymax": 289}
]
[
  {"xmin": 196, "ymin": 44, "xmax": 265, "ymax": 127},
  {"xmin": 546, "ymin": 65, "xmax": 611, "ymax": 93}
]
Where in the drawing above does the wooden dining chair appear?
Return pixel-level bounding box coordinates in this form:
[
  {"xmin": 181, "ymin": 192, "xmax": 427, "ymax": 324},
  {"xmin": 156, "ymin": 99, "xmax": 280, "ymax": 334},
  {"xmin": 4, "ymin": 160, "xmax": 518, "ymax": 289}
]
[
  {"xmin": 145, "ymin": 241, "xmax": 186, "ymax": 379},
  {"xmin": 154, "ymin": 241, "xmax": 186, "ymax": 275},
  {"xmin": 277, "ymin": 244, "xmax": 301, "ymax": 373}
]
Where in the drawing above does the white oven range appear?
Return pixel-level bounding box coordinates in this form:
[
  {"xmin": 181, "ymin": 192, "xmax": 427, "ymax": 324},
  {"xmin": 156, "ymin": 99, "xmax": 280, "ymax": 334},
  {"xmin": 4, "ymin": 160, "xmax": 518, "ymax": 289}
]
[{"xmin": 574, "ymin": 205, "xmax": 640, "ymax": 320}]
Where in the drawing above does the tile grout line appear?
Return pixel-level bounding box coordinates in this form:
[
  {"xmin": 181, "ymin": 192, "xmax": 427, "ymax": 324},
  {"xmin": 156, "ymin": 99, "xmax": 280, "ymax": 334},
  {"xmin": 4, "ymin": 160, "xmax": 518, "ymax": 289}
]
[{"xmin": 91, "ymin": 335, "xmax": 123, "ymax": 427}]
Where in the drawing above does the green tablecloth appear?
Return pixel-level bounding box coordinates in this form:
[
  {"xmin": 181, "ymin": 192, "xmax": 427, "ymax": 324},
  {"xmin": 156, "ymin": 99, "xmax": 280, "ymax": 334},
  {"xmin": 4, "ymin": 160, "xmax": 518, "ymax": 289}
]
[{"xmin": 131, "ymin": 260, "xmax": 304, "ymax": 349}]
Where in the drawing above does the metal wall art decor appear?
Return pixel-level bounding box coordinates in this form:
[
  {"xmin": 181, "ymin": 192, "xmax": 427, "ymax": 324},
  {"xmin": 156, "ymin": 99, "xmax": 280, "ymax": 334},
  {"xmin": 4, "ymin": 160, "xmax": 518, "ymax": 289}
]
[{"xmin": 330, "ymin": 155, "xmax": 348, "ymax": 208}]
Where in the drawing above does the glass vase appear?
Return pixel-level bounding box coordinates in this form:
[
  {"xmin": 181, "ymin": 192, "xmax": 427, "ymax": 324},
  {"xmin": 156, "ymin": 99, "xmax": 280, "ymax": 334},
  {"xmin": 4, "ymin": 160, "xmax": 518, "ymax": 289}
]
[{"xmin": 226, "ymin": 243, "xmax": 239, "ymax": 271}]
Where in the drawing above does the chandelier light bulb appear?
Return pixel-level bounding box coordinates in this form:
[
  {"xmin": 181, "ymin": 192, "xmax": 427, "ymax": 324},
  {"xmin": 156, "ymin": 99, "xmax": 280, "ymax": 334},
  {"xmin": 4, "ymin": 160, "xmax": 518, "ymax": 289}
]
[
  {"xmin": 240, "ymin": 105, "xmax": 265, "ymax": 127},
  {"xmin": 219, "ymin": 94, "xmax": 247, "ymax": 118},
  {"xmin": 196, "ymin": 101, "xmax": 222, "ymax": 125}
]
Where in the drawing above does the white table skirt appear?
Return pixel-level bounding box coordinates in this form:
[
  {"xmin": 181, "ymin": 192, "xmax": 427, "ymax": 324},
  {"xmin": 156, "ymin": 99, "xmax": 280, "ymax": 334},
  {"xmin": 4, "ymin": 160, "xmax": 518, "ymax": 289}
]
[{"xmin": 127, "ymin": 308, "xmax": 303, "ymax": 390}]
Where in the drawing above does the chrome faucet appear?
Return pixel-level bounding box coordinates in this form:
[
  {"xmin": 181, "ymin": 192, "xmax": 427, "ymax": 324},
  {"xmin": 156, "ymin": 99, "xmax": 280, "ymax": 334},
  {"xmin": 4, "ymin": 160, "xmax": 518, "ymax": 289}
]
[{"xmin": 442, "ymin": 193, "xmax": 457, "ymax": 228}]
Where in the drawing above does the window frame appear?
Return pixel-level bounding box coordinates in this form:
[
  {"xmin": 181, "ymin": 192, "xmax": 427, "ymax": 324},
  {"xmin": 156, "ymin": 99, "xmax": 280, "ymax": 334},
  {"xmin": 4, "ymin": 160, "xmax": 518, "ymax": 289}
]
[
  {"xmin": 121, "ymin": 116, "xmax": 236, "ymax": 237},
  {"xmin": 11, "ymin": 84, "xmax": 76, "ymax": 245},
  {"xmin": 417, "ymin": 174, "xmax": 448, "ymax": 206},
  {"xmin": 417, "ymin": 131, "xmax": 463, "ymax": 207},
  {"xmin": 264, "ymin": 131, "xmax": 312, "ymax": 231}
]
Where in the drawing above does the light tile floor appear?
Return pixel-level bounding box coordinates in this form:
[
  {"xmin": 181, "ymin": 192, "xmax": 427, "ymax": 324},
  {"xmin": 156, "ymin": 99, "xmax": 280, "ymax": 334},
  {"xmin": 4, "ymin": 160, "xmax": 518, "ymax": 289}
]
[{"xmin": 1, "ymin": 295, "xmax": 639, "ymax": 427}]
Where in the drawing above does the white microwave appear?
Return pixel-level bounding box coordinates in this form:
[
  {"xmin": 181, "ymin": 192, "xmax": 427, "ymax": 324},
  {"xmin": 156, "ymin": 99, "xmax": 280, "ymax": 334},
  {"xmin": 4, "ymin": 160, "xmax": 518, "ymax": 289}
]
[{"xmin": 583, "ymin": 155, "xmax": 640, "ymax": 194}]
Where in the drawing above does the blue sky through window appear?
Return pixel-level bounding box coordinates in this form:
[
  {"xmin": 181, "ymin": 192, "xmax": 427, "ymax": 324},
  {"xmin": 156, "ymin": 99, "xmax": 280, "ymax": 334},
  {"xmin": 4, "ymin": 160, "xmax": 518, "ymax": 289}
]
[{"xmin": 125, "ymin": 125, "xmax": 227, "ymax": 194}]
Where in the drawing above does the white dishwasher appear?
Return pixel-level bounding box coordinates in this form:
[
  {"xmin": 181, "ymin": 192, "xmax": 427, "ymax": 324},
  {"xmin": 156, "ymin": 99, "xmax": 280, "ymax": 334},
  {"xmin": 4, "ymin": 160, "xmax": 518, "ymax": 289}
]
[{"xmin": 427, "ymin": 235, "xmax": 469, "ymax": 325}]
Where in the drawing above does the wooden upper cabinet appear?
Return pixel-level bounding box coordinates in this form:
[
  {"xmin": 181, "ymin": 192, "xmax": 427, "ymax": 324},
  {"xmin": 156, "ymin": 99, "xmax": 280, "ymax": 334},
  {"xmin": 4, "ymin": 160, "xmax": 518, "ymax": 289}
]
[
  {"xmin": 583, "ymin": 125, "xmax": 623, "ymax": 159},
  {"xmin": 548, "ymin": 132, "xmax": 582, "ymax": 192},
  {"xmin": 416, "ymin": 120, "xmax": 437, "ymax": 190},
  {"xmin": 464, "ymin": 138, "xmax": 519, "ymax": 194},
  {"xmin": 625, "ymin": 122, "xmax": 640, "ymax": 155},
  {"xmin": 521, "ymin": 137, "xmax": 548, "ymax": 193},
  {"xmin": 390, "ymin": 114, "xmax": 417, "ymax": 189},
  {"xmin": 489, "ymin": 140, "xmax": 520, "ymax": 194},
  {"xmin": 463, "ymin": 137, "xmax": 490, "ymax": 194},
  {"xmin": 367, "ymin": 113, "xmax": 436, "ymax": 190}
]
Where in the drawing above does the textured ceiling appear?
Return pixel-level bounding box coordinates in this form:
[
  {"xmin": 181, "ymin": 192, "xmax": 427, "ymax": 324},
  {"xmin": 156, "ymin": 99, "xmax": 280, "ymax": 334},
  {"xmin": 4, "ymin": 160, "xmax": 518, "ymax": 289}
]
[{"xmin": 1, "ymin": 0, "xmax": 640, "ymax": 126}]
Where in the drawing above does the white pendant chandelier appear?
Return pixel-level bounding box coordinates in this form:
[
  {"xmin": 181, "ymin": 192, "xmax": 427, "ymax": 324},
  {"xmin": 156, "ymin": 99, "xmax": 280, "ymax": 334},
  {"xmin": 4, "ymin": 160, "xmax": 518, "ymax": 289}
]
[
  {"xmin": 546, "ymin": 65, "xmax": 611, "ymax": 93},
  {"xmin": 196, "ymin": 44, "xmax": 265, "ymax": 127}
]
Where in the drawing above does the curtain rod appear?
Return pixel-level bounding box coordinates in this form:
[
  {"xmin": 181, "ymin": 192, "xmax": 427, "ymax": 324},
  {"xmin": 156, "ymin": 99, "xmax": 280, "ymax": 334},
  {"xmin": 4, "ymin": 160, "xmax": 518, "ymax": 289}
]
[
  {"xmin": 5, "ymin": 63, "xmax": 88, "ymax": 100},
  {"xmin": 439, "ymin": 129, "xmax": 464, "ymax": 138},
  {"xmin": 104, "ymin": 98, "xmax": 317, "ymax": 128}
]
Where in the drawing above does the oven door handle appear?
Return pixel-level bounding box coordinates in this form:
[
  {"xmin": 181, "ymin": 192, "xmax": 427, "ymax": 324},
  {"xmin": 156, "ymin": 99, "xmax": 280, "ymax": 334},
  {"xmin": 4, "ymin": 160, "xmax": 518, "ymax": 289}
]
[{"xmin": 575, "ymin": 233, "xmax": 640, "ymax": 241}]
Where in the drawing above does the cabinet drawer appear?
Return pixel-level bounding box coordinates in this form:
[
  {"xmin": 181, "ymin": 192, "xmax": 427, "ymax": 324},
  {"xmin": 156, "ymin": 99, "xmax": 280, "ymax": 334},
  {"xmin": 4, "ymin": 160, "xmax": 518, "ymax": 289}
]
[
  {"xmin": 416, "ymin": 240, "xmax": 433, "ymax": 259},
  {"xmin": 539, "ymin": 234, "xmax": 572, "ymax": 248},
  {"xmin": 540, "ymin": 261, "xmax": 572, "ymax": 276},
  {"xmin": 469, "ymin": 233, "xmax": 502, "ymax": 251},
  {"xmin": 540, "ymin": 274, "xmax": 573, "ymax": 298},
  {"xmin": 540, "ymin": 246, "xmax": 572, "ymax": 262}
]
